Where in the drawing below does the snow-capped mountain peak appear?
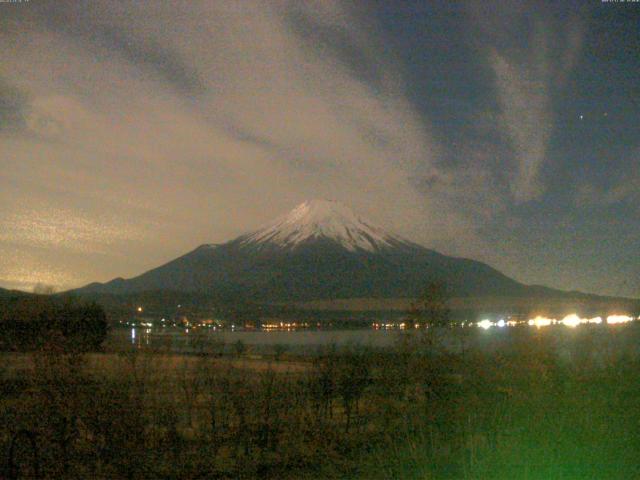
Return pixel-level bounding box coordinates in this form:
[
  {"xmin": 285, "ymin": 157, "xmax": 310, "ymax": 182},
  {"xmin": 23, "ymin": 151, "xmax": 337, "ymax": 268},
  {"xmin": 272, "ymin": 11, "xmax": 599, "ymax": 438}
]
[{"xmin": 239, "ymin": 199, "xmax": 403, "ymax": 252}]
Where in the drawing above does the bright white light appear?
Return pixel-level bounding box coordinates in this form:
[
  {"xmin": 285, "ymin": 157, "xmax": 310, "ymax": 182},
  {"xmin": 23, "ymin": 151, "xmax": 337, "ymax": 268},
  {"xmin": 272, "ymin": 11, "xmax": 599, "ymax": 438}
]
[
  {"xmin": 607, "ymin": 315, "xmax": 633, "ymax": 324},
  {"xmin": 560, "ymin": 314, "xmax": 581, "ymax": 328},
  {"xmin": 497, "ymin": 319, "xmax": 506, "ymax": 328},
  {"xmin": 528, "ymin": 316, "xmax": 554, "ymax": 328},
  {"xmin": 587, "ymin": 316, "xmax": 602, "ymax": 324},
  {"xmin": 477, "ymin": 319, "xmax": 494, "ymax": 330}
]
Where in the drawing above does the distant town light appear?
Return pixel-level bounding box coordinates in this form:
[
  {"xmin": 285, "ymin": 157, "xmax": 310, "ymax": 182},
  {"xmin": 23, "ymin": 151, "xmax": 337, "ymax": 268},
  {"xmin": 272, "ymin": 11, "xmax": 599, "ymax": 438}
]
[
  {"xmin": 607, "ymin": 315, "xmax": 633, "ymax": 324},
  {"xmin": 477, "ymin": 319, "xmax": 493, "ymax": 330},
  {"xmin": 528, "ymin": 316, "xmax": 553, "ymax": 328},
  {"xmin": 560, "ymin": 314, "xmax": 581, "ymax": 328},
  {"xmin": 470, "ymin": 313, "xmax": 628, "ymax": 331}
]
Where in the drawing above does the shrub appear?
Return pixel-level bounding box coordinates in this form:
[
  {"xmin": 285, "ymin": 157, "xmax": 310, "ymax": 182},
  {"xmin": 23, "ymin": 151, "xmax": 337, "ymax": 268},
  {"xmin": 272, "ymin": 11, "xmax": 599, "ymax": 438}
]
[{"xmin": 0, "ymin": 297, "xmax": 108, "ymax": 352}]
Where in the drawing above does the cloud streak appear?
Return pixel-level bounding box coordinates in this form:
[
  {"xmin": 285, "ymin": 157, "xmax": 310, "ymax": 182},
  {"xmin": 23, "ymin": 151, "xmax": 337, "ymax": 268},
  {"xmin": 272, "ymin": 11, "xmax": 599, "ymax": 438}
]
[
  {"xmin": 1, "ymin": 0, "xmax": 635, "ymax": 298},
  {"xmin": 472, "ymin": 3, "xmax": 585, "ymax": 202},
  {"xmin": 0, "ymin": 0, "xmax": 464, "ymax": 289},
  {"xmin": 0, "ymin": 77, "xmax": 28, "ymax": 132}
]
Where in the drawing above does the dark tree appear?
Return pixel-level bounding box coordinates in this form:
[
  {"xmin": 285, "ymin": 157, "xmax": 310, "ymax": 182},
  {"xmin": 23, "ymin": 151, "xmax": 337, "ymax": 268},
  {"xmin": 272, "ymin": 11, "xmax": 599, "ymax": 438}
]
[
  {"xmin": 0, "ymin": 297, "xmax": 108, "ymax": 352},
  {"xmin": 407, "ymin": 281, "xmax": 451, "ymax": 329}
]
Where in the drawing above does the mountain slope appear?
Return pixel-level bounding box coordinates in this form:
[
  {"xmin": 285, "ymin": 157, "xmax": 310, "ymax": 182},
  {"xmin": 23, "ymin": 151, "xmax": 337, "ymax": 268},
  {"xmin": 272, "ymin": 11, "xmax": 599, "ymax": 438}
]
[
  {"xmin": 73, "ymin": 200, "xmax": 548, "ymax": 301},
  {"xmin": 0, "ymin": 287, "xmax": 27, "ymax": 297}
]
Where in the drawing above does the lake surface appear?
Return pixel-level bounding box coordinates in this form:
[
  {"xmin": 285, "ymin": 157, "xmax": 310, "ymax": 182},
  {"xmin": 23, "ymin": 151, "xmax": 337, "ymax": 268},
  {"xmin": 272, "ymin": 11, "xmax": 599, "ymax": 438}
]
[
  {"xmin": 112, "ymin": 327, "xmax": 401, "ymax": 353},
  {"xmin": 109, "ymin": 323, "xmax": 640, "ymax": 362}
]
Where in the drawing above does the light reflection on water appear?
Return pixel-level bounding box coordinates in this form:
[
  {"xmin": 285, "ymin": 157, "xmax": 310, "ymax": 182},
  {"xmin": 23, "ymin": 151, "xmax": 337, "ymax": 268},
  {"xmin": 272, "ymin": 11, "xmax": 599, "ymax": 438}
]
[
  {"xmin": 130, "ymin": 327, "xmax": 151, "ymax": 346},
  {"xmin": 114, "ymin": 321, "xmax": 640, "ymax": 362},
  {"xmin": 124, "ymin": 327, "xmax": 398, "ymax": 349}
]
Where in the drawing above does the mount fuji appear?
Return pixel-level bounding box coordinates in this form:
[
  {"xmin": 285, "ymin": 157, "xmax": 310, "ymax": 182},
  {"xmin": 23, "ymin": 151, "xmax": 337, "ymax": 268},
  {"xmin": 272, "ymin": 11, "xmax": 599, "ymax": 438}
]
[{"xmin": 74, "ymin": 200, "xmax": 542, "ymax": 301}]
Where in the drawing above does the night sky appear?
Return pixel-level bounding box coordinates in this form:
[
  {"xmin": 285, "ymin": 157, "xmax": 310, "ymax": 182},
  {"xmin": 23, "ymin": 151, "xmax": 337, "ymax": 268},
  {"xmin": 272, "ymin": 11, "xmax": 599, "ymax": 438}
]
[{"xmin": 1, "ymin": 1, "xmax": 639, "ymax": 296}]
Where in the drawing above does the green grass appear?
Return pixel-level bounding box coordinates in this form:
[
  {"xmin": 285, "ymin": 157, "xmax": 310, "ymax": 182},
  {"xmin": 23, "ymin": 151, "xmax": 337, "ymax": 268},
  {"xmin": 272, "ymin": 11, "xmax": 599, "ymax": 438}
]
[{"xmin": 2, "ymin": 328, "xmax": 640, "ymax": 478}]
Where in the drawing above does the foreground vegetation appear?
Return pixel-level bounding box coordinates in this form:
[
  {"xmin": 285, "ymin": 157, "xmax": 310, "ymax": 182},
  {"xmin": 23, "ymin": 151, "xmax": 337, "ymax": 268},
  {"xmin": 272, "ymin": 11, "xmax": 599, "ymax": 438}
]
[
  {"xmin": 2, "ymin": 323, "xmax": 640, "ymax": 479},
  {"xmin": 0, "ymin": 295, "xmax": 108, "ymax": 352}
]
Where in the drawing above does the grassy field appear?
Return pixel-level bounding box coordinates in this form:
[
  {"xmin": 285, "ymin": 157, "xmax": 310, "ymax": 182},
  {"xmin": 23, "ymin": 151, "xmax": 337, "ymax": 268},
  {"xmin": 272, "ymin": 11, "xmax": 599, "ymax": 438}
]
[{"xmin": 2, "ymin": 326, "xmax": 640, "ymax": 479}]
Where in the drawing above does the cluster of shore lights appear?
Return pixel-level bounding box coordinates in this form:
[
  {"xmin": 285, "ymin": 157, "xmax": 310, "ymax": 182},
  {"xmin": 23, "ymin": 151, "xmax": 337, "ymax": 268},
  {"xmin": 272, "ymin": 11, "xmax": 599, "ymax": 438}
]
[
  {"xmin": 476, "ymin": 314, "xmax": 636, "ymax": 330},
  {"xmin": 262, "ymin": 321, "xmax": 310, "ymax": 331}
]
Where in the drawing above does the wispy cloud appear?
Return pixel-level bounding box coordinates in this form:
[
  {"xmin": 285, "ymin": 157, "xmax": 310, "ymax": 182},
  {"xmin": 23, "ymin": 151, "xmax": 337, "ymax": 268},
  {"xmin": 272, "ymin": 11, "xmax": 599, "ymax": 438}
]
[
  {"xmin": 471, "ymin": 3, "xmax": 585, "ymax": 202},
  {"xmin": 0, "ymin": 0, "xmax": 462, "ymax": 289},
  {"xmin": 575, "ymin": 150, "xmax": 640, "ymax": 209},
  {"xmin": 0, "ymin": 77, "xmax": 28, "ymax": 132},
  {"xmin": 491, "ymin": 43, "xmax": 552, "ymax": 201},
  {"xmin": 2, "ymin": 0, "xmax": 627, "ymax": 296}
]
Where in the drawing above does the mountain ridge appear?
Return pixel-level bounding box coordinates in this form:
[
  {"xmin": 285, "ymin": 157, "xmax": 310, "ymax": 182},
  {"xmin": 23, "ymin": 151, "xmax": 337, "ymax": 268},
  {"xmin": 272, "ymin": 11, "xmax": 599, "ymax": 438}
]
[{"xmin": 69, "ymin": 200, "xmax": 608, "ymax": 302}]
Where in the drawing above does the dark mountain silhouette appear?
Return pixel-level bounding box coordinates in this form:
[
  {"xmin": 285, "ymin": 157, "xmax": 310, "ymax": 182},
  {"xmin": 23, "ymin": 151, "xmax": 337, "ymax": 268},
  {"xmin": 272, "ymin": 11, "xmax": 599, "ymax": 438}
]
[{"xmin": 71, "ymin": 200, "xmax": 591, "ymax": 302}]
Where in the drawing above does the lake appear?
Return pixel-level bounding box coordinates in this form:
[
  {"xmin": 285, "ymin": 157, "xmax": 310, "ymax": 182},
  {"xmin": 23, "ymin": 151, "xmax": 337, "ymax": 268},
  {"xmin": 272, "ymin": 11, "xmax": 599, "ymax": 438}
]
[{"xmin": 109, "ymin": 322, "xmax": 640, "ymax": 362}]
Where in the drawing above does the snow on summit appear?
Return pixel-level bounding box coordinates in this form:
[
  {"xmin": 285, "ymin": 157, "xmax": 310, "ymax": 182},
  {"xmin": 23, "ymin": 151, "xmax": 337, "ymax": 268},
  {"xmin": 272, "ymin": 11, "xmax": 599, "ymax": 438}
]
[{"xmin": 240, "ymin": 200, "xmax": 403, "ymax": 252}]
